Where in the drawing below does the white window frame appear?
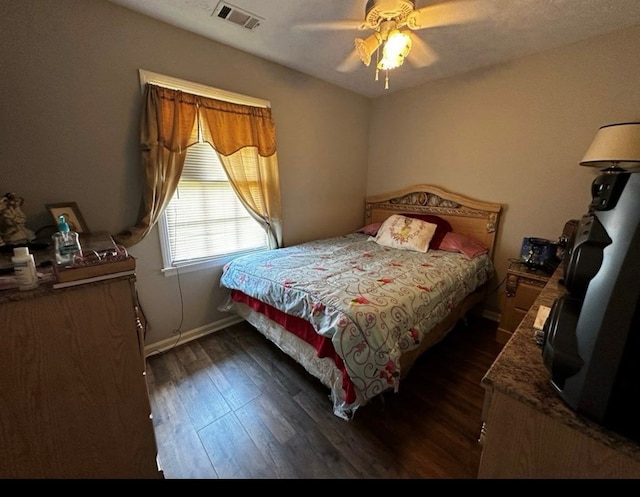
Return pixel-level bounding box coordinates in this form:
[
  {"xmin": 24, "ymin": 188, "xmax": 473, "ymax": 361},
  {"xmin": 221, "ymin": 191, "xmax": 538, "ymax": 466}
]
[{"xmin": 138, "ymin": 70, "xmax": 272, "ymax": 276}]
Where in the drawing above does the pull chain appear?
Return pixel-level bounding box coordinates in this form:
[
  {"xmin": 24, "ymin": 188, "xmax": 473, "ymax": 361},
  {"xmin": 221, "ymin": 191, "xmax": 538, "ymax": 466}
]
[{"xmin": 375, "ymin": 46, "xmax": 380, "ymax": 81}]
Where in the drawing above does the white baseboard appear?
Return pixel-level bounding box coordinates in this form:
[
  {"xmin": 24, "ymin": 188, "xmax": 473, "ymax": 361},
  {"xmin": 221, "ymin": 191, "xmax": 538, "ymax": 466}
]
[
  {"xmin": 481, "ymin": 308, "xmax": 500, "ymax": 322},
  {"xmin": 144, "ymin": 315, "xmax": 244, "ymax": 357},
  {"xmin": 469, "ymin": 303, "xmax": 500, "ymax": 323}
]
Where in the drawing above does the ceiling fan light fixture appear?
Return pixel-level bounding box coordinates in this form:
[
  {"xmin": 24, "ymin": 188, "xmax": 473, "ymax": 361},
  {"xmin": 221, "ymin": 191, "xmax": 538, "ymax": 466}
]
[
  {"xmin": 377, "ymin": 29, "xmax": 412, "ymax": 70},
  {"xmin": 355, "ymin": 33, "xmax": 382, "ymax": 66}
]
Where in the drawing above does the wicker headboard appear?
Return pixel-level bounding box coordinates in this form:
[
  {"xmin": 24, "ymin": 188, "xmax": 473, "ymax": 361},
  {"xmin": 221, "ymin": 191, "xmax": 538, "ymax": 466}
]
[{"xmin": 365, "ymin": 184, "xmax": 502, "ymax": 259}]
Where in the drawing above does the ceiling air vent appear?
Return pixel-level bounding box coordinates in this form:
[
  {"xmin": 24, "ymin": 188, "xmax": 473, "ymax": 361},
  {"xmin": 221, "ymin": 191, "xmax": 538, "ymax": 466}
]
[{"xmin": 213, "ymin": 1, "xmax": 263, "ymax": 30}]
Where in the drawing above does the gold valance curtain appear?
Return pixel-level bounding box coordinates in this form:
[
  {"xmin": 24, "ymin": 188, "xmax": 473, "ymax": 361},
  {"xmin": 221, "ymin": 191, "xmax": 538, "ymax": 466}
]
[{"xmin": 115, "ymin": 83, "xmax": 283, "ymax": 249}]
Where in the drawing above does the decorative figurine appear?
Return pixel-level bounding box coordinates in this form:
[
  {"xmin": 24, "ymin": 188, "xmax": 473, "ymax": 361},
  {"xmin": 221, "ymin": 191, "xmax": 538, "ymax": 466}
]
[{"xmin": 0, "ymin": 193, "xmax": 36, "ymax": 246}]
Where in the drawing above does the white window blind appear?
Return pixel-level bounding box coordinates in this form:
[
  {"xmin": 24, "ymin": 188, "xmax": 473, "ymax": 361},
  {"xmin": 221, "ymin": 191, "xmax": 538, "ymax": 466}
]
[{"xmin": 162, "ymin": 142, "xmax": 268, "ymax": 267}]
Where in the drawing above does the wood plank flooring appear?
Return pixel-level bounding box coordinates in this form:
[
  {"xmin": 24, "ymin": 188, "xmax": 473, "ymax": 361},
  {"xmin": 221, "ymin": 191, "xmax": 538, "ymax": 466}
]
[{"xmin": 145, "ymin": 314, "xmax": 504, "ymax": 479}]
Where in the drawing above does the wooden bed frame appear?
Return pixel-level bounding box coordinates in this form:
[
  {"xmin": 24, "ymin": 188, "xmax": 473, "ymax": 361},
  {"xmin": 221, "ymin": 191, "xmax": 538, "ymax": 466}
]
[
  {"xmin": 229, "ymin": 185, "xmax": 502, "ymax": 417},
  {"xmin": 364, "ymin": 184, "xmax": 502, "ymax": 376},
  {"xmin": 365, "ymin": 184, "xmax": 502, "ymax": 259}
]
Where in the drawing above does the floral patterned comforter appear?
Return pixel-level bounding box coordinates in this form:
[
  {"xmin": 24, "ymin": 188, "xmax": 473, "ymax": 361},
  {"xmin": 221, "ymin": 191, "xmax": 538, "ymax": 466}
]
[{"xmin": 220, "ymin": 233, "xmax": 494, "ymax": 417}]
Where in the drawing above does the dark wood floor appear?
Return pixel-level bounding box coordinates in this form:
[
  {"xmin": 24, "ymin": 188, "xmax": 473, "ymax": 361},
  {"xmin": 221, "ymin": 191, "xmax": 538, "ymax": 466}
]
[{"xmin": 145, "ymin": 314, "xmax": 504, "ymax": 479}]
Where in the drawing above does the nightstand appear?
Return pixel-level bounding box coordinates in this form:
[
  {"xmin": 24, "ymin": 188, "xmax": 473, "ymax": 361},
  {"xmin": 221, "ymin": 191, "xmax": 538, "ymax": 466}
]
[{"xmin": 496, "ymin": 262, "xmax": 551, "ymax": 344}]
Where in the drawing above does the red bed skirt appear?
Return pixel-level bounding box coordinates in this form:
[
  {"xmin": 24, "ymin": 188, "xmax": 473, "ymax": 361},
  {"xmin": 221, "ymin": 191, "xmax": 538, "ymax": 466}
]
[{"xmin": 230, "ymin": 290, "xmax": 356, "ymax": 404}]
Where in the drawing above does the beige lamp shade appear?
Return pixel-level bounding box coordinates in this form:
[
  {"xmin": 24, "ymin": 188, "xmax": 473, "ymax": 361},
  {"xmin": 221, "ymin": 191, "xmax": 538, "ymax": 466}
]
[
  {"xmin": 580, "ymin": 122, "xmax": 640, "ymax": 167},
  {"xmin": 355, "ymin": 33, "xmax": 382, "ymax": 67}
]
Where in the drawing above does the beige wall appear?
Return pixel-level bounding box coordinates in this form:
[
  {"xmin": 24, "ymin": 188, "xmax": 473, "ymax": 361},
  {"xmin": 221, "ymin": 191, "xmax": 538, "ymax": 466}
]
[
  {"xmin": 0, "ymin": 1, "xmax": 370, "ymax": 349},
  {"xmin": 368, "ymin": 24, "xmax": 640, "ymax": 314},
  {"xmin": 2, "ymin": 1, "xmax": 639, "ymax": 349}
]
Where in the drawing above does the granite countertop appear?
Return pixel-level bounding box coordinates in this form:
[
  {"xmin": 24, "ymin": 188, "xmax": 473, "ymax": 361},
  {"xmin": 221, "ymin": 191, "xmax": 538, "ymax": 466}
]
[
  {"xmin": 0, "ymin": 266, "xmax": 56, "ymax": 302},
  {"xmin": 482, "ymin": 267, "xmax": 640, "ymax": 461},
  {"xmin": 0, "ymin": 264, "xmax": 134, "ymax": 304},
  {"xmin": 1, "ymin": 239, "xmax": 134, "ymax": 303}
]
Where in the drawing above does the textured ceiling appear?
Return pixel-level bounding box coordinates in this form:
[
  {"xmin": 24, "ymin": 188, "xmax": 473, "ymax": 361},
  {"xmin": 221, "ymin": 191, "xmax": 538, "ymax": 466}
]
[{"xmin": 107, "ymin": 0, "xmax": 640, "ymax": 98}]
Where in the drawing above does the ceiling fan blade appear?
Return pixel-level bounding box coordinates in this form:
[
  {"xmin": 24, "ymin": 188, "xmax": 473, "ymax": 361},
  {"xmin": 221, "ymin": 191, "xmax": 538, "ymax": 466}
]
[
  {"xmin": 336, "ymin": 49, "xmax": 364, "ymax": 73},
  {"xmin": 406, "ymin": 0, "xmax": 489, "ymax": 30},
  {"xmin": 293, "ymin": 20, "xmax": 365, "ymax": 31},
  {"xmin": 406, "ymin": 33, "xmax": 438, "ymax": 68}
]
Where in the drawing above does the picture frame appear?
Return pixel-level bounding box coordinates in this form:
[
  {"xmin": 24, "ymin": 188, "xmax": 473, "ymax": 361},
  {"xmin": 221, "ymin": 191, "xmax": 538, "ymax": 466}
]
[{"xmin": 46, "ymin": 202, "xmax": 89, "ymax": 233}]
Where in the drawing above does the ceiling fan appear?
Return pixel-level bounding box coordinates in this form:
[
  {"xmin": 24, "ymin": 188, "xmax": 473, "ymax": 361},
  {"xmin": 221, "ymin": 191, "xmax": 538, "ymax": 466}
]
[{"xmin": 296, "ymin": 0, "xmax": 488, "ymax": 88}]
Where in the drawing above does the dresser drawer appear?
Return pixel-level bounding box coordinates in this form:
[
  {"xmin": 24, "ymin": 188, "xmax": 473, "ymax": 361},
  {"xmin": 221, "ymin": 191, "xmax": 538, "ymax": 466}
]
[
  {"xmin": 501, "ymin": 307, "xmax": 528, "ymax": 333},
  {"xmin": 513, "ymin": 280, "xmax": 543, "ymax": 310},
  {"xmin": 497, "ymin": 265, "xmax": 551, "ymax": 343}
]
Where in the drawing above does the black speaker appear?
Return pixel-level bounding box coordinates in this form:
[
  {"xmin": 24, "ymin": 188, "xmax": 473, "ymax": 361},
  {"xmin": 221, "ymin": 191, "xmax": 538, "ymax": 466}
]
[{"xmin": 542, "ymin": 171, "xmax": 640, "ymax": 442}]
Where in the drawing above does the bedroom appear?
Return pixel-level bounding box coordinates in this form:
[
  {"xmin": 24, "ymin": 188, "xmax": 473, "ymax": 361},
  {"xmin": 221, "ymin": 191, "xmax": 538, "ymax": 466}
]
[{"xmin": 2, "ymin": 0, "xmax": 640, "ymax": 478}]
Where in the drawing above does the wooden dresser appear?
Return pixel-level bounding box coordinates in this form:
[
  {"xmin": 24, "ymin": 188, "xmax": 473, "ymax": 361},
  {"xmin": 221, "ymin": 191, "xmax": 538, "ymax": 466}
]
[
  {"xmin": 0, "ymin": 269, "xmax": 162, "ymax": 478},
  {"xmin": 479, "ymin": 267, "xmax": 640, "ymax": 478},
  {"xmin": 496, "ymin": 262, "xmax": 551, "ymax": 344}
]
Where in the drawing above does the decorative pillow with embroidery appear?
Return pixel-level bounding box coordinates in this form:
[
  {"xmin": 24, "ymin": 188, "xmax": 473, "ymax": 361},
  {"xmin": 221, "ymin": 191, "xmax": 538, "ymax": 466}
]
[
  {"xmin": 439, "ymin": 232, "xmax": 489, "ymax": 259},
  {"xmin": 370, "ymin": 214, "xmax": 437, "ymax": 253},
  {"xmin": 401, "ymin": 213, "xmax": 452, "ymax": 249}
]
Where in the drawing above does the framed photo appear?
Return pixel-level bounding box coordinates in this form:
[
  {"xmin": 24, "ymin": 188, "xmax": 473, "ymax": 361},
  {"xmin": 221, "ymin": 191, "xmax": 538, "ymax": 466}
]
[{"xmin": 46, "ymin": 202, "xmax": 89, "ymax": 233}]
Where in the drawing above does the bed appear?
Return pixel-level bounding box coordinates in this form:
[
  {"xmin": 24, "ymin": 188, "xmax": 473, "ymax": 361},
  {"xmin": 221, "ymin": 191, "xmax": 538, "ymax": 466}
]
[{"xmin": 219, "ymin": 184, "xmax": 502, "ymax": 419}]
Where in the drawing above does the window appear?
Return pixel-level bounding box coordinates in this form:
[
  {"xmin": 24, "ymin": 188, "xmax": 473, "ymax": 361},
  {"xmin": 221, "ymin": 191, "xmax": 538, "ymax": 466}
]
[
  {"xmin": 159, "ymin": 142, "xmax": 268, "ymax": 268},
  {"xmin": 137, "ymin": 70, "xmax": 274, "ymax": 272}
]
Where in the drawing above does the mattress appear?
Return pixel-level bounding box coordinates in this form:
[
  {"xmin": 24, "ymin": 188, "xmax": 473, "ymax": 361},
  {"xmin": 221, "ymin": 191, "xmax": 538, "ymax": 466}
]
[{"xmin": 220, "ymin": 232, "xmax": 494, "ymax": 418}]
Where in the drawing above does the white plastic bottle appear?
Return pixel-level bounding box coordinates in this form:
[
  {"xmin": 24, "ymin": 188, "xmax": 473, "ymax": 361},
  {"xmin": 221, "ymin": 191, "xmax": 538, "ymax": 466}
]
[
  {"xmin": 12, "ymin": 246, "xmax": 38, "ymax": 290},
  {"xmin": 52, "ymin": 215, "xmax": 82, "ymax": 265}
]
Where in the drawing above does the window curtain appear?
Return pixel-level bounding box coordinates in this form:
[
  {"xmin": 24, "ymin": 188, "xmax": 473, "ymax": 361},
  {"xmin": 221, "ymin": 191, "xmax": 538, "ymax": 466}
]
[{"xmin": 115, "ymin": 83, "xmax": 283, "ymax": 249}]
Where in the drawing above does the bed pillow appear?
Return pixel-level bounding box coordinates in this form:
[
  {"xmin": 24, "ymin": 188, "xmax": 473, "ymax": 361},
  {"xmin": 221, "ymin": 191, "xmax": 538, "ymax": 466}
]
[
  {"xmin": 355, "ymin": 222, "xmax": 382, "ymax": 236},
  {"xmin": 371, "ymin": 214, "xmax": 437, "ymax": 253},
  {"xmin": 402, "ymin": 213, "xmax": 453, "ymax": 249},
  {"xmin": 439, "ymin": 232, "xmax": 489, "ymax": 259}
]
